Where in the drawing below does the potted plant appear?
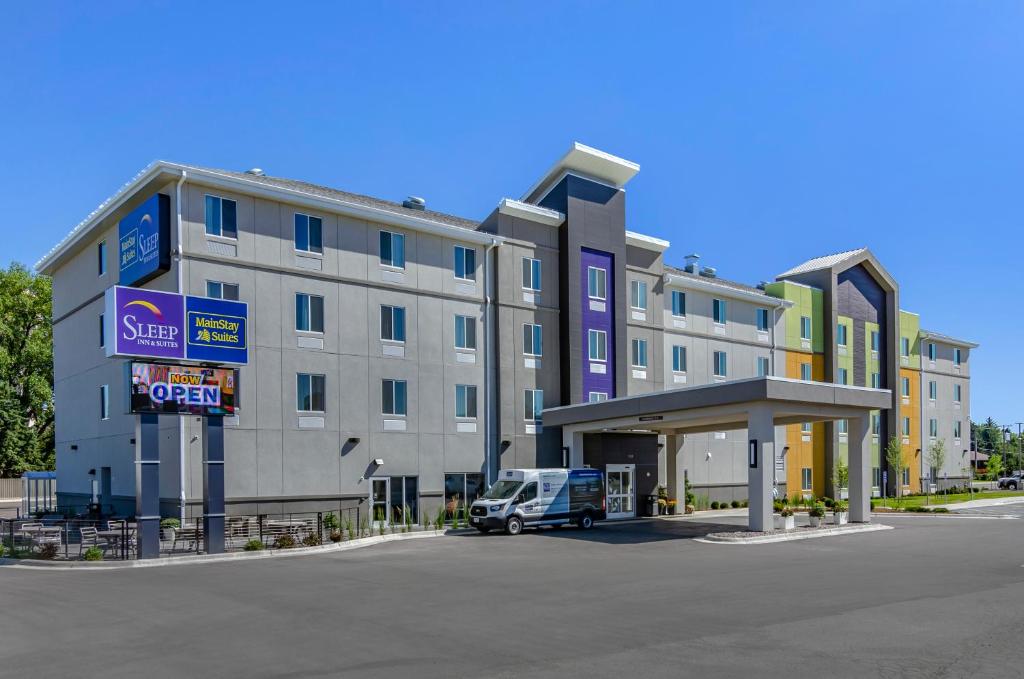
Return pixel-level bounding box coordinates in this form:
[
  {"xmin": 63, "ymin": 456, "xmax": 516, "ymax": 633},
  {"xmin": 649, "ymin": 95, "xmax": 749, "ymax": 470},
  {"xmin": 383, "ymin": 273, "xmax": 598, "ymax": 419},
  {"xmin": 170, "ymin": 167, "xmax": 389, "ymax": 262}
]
[
  {"xmin": 808, "ymin": 502, "xmax": 826, "ymax": 527},
  {"xmin": 656, "ymin": 486, "xmax": 669, "ymax": 515},
  {"xmin": 160, "ymin": 517, "xmax": 180, "ymax": 542},
  {"xmin": 774, "ymin": 506, "xmax": 795, "ymax": 531},
  {"xmin": 832, "ymin": 499, "xmax": 849, "ymax": 525},
  {"xmin": 684, "ymin": 478, "xmax": 696, "ymax": 515},
  {"xmin": 666, "ymin": 499, "xmax": 678, "ymax": 515}
]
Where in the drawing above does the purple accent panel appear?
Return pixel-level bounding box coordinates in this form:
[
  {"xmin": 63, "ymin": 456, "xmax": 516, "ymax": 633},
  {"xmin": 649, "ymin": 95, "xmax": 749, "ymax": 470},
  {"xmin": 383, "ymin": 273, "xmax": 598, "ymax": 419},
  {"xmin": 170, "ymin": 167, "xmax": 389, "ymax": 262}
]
[
  {"xmin": 580, "ymin": 248, "xmax": 615, "ymax": 401},
  {"xmin": 110, "ymin": 286, "xmax": 186, "ymax": 360}
]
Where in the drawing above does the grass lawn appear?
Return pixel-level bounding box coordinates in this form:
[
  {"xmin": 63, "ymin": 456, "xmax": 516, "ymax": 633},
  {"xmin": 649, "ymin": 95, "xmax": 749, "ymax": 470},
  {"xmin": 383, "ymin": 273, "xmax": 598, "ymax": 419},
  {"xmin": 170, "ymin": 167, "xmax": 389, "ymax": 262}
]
[{"xmin": 873, "ymin": 490, "xmax": 1024, "ymax": 509}]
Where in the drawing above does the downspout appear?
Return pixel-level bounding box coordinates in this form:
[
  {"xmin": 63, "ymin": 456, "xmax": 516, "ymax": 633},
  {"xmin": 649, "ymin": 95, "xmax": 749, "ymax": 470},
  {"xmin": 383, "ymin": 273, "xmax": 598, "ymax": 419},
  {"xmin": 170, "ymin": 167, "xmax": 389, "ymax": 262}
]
[
  {"xmin": 484, "ymin": 238, "xmax": 498, "ymax": 488},
  {"xmin": 175, "ymin": 171, "xmax": 187, "ymax": 523}
]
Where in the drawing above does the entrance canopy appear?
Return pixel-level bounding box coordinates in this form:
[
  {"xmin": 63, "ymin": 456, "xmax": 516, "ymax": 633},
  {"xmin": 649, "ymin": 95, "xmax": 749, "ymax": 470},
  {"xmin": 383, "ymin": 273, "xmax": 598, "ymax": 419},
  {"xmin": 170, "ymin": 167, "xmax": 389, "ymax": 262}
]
[{"xmin": 544, "ymin": 377, "xmax": 891, "ymax": 531}]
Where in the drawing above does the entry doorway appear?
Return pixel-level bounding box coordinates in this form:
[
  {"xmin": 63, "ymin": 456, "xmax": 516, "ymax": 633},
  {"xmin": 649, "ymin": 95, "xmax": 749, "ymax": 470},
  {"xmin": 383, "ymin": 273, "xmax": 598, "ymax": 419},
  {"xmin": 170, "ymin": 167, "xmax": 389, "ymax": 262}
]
[
  {"xmin": 370, "ymin": 476, "xmax": 419, "ymax": 525},
  {"xmin": 606, "ymin": 464, "xmax": 635, "ymax": 520}
]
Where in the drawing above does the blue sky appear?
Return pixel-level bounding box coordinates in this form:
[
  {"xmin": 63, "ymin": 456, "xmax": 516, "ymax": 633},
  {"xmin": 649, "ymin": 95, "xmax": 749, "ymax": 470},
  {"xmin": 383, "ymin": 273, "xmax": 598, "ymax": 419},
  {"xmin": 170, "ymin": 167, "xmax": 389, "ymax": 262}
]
[{"xmin": 2, "ymin": 2, "xmax": 1021, "ymax": 424}]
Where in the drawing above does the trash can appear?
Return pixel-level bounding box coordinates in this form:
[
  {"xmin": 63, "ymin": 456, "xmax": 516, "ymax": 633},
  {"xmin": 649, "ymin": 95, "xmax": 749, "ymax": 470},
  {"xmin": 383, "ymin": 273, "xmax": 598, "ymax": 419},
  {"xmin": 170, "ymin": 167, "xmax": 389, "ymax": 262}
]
[{"xmin": 645, "ymin": 494, "xmax": 659, "ymax": 517}]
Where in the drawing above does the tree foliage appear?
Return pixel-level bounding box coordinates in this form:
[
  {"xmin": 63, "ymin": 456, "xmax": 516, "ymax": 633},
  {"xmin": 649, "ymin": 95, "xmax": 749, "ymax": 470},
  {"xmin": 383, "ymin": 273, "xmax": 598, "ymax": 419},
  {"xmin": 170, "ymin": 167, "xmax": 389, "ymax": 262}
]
[
  {"xmin": 925, "ymin": 438, "xmax": 946, "ymax": 483},
  {"xmin": 0, "ymin": 263, "xmax": 54, "ymax": 476},
  {"xmin": 986, "ymin": 453, "xmax": 1003, "ymax": 481},
  {"xmin": 885, "ymin": 435, "xmax": 906, "ymax": 499}
]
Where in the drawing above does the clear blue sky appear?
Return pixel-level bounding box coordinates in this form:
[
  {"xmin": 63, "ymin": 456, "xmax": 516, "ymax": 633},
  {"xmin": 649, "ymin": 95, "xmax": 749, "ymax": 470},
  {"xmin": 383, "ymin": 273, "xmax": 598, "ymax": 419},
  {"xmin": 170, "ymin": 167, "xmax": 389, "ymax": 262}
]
[{"xmin": 2, "ymin": 2, "xmax": 1020, "ymax": 425}]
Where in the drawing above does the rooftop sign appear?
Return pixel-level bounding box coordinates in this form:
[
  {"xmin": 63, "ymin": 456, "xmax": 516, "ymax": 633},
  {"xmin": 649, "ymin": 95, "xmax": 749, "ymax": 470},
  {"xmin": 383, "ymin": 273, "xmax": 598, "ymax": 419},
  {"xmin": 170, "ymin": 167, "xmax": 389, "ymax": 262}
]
[
  {"xmin": 118, "ymin": 193, "xmax": 171, "ymax": 286},
  {"xmin": 104, "ymin": 286, "xmax": 248, "ymax": 365}
]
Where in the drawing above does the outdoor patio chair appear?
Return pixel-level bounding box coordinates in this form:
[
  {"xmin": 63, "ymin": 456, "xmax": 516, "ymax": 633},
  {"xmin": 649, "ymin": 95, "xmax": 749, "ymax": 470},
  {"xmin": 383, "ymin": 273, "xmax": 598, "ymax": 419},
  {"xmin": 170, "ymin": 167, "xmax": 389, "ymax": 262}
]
[
  {"xmin": 172, "ymin": 526, "xmax": 202, "ymax": 552},
  {"xmin": 78, "ymin": 526, "xmax": 109, "ymax": 557}
]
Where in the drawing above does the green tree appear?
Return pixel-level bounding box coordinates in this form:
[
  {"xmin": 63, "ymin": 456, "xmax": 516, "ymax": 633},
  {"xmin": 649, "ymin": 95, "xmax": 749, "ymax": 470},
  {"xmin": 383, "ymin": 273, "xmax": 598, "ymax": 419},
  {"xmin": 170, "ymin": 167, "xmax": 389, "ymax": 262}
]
[
  {"xmin": 833, "ymin": 457, "xmax": 849, "ymax": 497},
  {"xmin": 885, "ymin": 435, "xmax": 907, "ymax": 502},
  {"xmin": 986, "ymin": 453, "xmax": 1003, "ymax": 482},
  {"xmin": 925, "ymin": 439, "xmax": 946, "ymax": 491},
  {"xmin": 0, "ymin": 263, "xmax": 54, "ymax": 476}
]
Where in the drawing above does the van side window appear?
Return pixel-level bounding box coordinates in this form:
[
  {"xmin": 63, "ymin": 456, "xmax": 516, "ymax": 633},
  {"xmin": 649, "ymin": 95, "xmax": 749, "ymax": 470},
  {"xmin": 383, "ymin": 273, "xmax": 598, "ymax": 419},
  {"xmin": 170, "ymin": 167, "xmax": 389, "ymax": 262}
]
[{"xmin": 520, "ymin": 482, "xmax": 538, "ymax": 502}]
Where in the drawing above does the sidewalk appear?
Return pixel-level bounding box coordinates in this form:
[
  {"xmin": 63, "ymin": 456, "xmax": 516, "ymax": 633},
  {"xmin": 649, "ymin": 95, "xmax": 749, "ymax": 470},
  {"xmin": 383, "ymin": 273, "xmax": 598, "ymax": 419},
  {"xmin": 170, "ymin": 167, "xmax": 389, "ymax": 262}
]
[{"xmin": 933, "ymin": 496, "xmax": 1024, "ymax": 511}]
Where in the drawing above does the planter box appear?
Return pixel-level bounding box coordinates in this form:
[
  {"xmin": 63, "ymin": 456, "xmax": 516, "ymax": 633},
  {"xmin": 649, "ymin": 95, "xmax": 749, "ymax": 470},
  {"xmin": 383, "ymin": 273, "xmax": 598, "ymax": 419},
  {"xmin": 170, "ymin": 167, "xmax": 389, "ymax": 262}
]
[
  {"xmin": 833, "ymin": 512, "xmax": 848, "ymax": 526},
  {"xmin": 774, "ymin": 514, "xmax": 796, "ymax": 530},
  {"xmin": 808, "ymin": 515, "xmax": 822, "ymax": 527}
]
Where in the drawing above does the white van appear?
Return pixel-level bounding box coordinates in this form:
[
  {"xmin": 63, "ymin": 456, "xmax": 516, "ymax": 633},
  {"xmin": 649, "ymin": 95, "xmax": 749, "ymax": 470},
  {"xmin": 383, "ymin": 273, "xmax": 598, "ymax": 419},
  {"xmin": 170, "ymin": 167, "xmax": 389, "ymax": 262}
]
[{"xmin": 468, "ymin": 468, "xmax": 606, "ymax": 535}]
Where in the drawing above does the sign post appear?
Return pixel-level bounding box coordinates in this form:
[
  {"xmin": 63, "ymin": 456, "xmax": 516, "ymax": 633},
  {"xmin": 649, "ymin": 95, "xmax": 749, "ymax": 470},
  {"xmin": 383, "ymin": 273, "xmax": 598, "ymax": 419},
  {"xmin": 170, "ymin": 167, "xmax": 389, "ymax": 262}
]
[
  {"xmin": 203, "ymin": 416, "xmax": 226, "ymax": 554},
  {"xmin": 136, "ymin": 413, "xmax": 161, "ymax": 559}
]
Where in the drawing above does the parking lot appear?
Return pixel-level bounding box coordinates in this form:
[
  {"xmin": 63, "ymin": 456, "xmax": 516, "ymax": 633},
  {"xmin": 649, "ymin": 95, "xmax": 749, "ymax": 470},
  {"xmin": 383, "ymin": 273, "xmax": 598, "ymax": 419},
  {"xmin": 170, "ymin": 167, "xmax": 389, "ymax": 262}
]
[{"xmin": 2, "ymin": 510, "xmax": 1023, "ymax": 679}]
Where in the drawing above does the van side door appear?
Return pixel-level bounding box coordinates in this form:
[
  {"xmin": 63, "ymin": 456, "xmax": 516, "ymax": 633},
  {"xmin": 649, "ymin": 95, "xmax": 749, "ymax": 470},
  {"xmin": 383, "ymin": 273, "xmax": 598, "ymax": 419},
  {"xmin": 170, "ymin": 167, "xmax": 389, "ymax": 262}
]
[{"xmin": 517, "ymin": 481, "xmax": 540, "ymax": 523}]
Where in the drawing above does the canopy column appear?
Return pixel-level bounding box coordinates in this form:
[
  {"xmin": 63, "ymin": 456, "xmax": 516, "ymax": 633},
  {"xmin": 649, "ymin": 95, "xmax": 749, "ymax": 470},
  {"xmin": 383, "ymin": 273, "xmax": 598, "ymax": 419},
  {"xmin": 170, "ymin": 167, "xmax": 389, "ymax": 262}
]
[
  {"xmin": 848, "ymin": 412, "xmax": 872, "ymax": 523},
  {"xmin": 747, "ymin": 404, "xmax": 776, "ymax": 532}
]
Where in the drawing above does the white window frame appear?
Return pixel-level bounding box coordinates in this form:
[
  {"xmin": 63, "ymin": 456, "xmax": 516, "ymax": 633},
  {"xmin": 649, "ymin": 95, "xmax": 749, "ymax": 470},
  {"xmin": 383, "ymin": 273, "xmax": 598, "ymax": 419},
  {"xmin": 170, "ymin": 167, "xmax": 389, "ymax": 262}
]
[
  {"xmin": 294, "ymin": 212, "xmax": 323, "ymax": 254},
  {"xmin": 756, "ymin": 308, "xmax": 769, "ymax": 332},
  {"xmin": 295, "ymin": 293, "xmax": 325, "ymax": 334},
  {"xmin": 589, "ymin": 329, "xmax": 607, "ymax": 362},
  {"xmin": 929, "ymin": 418, "xmax": 938, "ymax": 439},
  {"xmin": 296, "ymin": 373, "xmax": 326, "ymax": 413},
  {"xmin": 928, "ymin": 343, "xmax": 936, "ymax": 361},
  {"xmin": 871, "ymin": 330, "xmax": 879, "ymax": 352},
  {"xmin": 953, "ymin": 348, "xmax": 962, "ymax": 366},
  {"xmin": 902, "ymin": 417, "xmax": 911, "ymax": 436},
  {"xmin": 901, "ymin": 376, "xmax": 910, "ymax": 397},
  {"xmin": 522, "ymin": 257, "xmax": 542, "ymax": 292},
  {"xmin": 871, "ymin": 372, "xmax": 881, "ymax": 389},
  {"xmin": 630, "ymin": 280, "xmax": 647, "ymax": 310},
  {"xmin": 99, "ymin": 313, "xmax": 105, "ymax": 348},
  {"xmin": 454, "ymin": 315, "xmax": 477, "ymax": 350},
  {"xmin": 523, "ymin": 323, "xmax": 543, "ymax": 357},
  {"xmin": 800, "ymin": 316, "xmax": 811, "ymax": 341},
  {"xmin": 757, "ymin": 356, "xmax": 770, "ymax": 377},
  {"xmin": 928, "ymin": 380, "xmax": 937, "ymax": 401},
  {"xmin": 379, "ymin": 230, "xmax": 406, "ymax": 269},
  {"xmin": 801, "ymin": 468, "xmax": 812, "ymax": 491},
  {"xmin": 712, "ymin": 298, "xmax": 727, "ymax": 325},
  {"xmin": 838, "ymin": 367, "xmax": 848, "ymax": 385},
  {"xmin": 455, "ymin": 384, "xmax": 477, "ymax": 419},
  {"xmin": 382, "ymin": 379, "xmax": 408, "ymax": 417},
  {"xmin": 454, "ymin": 245, "xmax": 476, "ymax": 281},
  {"xmin": 204, "ymin": 194, "xmax": 238, "ymax": 240},
  {"xmin": 713, "ymin": 351, "xmax": 727, "ymax": 377},
  {"xmin": 954, "ymin": 420, "xmax": 962, "ymax": 439},
  {"xmin": 206, "ymin": 281, "xmax": 240, "ymax": 301},
  {"xmin": 99, "ymin": 384, "xmax": 109, "ymax": 420},
  {"xmin": 587, "ymin": 266, "xmax": 607, "ymax": 301},
  {"xmin": 631, "ymin": 338, "xmax": 648, "ymax": 369},
  {"xmin": 97, "ymin": 241, "xmax": 107, "ymax": 276},
  {"xmin": 524, "ymin": 389, "xmax": 543, "ymax": 422},
  {"xmin": 800, "ymin": 362, "xmax": 812, "ymax": 381},
  {"xmin": 901, "ymin": 337, "xmax": 910, "ymax": 357},
  {"xmin": 672, "ymin": 345, "xmax": 687, "ymax": 373},
  {"xmin": 953, "ymin": 384, "xmax": 962, "ymax": 403},
  {"xmin": 671, "ymin": 290, "xmax": 686, "ymax": 317},
  {"xmin": 588, "ymin": 392, "xmax": 608, "ymax": 403},
  {"xmin": 801, "ymin": 421, "xmax": 812, "ymax": 434},
  {"xmin": 837, "ymin": 323, "xmax": 848, "ymax": 346},
  {"xmin": 380, "ymin": 305, "xmax": 406, "ymax": 343}
]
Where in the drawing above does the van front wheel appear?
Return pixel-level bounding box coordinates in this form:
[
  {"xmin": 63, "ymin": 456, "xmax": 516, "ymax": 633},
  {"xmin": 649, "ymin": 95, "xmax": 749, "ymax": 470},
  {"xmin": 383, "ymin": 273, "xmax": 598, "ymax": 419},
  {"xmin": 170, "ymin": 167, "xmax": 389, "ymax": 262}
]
[
  {"xmin": 506, "ymin": 516, "xmax": 524, "ymax": 535},
  {"xmin": 578, "ymin": 513, "xmax": 594, "ymax": 530}
]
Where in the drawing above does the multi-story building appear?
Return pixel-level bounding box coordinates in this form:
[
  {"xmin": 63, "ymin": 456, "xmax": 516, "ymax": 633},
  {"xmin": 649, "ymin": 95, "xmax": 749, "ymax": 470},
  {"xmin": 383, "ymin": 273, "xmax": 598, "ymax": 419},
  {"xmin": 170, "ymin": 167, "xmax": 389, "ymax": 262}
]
[{"xmin": 38, "ymin": 143, "xmax": 976, "ymax": 519}]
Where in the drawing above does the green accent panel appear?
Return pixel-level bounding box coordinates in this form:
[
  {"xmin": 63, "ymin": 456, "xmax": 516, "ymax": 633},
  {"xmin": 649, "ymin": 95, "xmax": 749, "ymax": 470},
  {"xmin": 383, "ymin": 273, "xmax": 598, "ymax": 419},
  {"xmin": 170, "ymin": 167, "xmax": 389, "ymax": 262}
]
[
  {"xmin": 871, "ymin": 409, "xmax": 881, "ymax": 467},
  {"xmin": 766, "ymin": 281, "xmax": 824, "ymax": 353},
  {"xmin": 899, "ymin": 310, "xmax": 921, "ymax": 370},
  {"xmin": 864, "ymin": 320, "xmax": 881, "ymax": 387},
  {"xmin": 836, "ymin": 315, "xmax": 854, "ymax": 384},
  {"xmin": 810, "ymin": 287, "xmax": 824, "ymax": 353}
]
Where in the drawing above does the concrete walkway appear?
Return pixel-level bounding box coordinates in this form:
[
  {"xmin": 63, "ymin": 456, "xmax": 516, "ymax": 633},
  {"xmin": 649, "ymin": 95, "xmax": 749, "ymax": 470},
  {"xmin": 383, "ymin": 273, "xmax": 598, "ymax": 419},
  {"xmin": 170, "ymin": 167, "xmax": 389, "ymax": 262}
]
[{"xmin": 933, "ymin": 496, "xmax": 1024, "ymax": 511}]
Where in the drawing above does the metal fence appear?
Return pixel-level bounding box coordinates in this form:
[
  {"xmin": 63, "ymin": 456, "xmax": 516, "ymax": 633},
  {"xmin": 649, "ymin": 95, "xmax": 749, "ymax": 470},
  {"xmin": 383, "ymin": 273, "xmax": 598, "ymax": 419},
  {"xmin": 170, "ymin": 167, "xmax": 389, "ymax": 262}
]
[{"xmin": 0, "ymin": 478, "xmax": 21, "ymax": 499}]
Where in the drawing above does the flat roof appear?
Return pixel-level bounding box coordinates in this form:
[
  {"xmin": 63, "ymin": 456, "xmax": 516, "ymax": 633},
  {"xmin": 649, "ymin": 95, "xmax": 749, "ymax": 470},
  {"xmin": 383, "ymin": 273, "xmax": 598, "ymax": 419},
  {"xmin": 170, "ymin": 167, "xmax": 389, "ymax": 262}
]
[{"xmin": 522, "ymin": 142, "xmax": 639, "ymax": 203}]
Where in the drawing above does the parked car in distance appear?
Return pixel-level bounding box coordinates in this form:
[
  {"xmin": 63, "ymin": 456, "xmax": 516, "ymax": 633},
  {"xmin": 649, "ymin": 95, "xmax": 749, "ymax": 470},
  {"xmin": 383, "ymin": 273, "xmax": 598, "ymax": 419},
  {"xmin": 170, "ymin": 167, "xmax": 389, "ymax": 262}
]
[
  {"xmin": 469, "ymin": 468, "xmax": 606, "ymax": 535},
  {"xmin": 997, "ymin": 473, "xmax": 1022, "ymax": 490}
]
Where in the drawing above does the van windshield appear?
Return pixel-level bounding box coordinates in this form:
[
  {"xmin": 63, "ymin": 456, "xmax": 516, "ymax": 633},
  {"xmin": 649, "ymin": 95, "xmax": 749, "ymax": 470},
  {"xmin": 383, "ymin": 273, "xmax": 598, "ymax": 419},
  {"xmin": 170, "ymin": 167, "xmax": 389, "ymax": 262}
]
[{"xmin": 482, "ymin": 480, "xmax": 522, "ymax": 500}]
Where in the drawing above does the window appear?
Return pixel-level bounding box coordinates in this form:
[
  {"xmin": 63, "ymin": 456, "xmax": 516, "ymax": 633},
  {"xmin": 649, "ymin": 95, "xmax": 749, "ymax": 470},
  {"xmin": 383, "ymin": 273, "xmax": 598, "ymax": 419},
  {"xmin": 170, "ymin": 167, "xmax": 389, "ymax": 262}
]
[
  {"xmin": 871, "ymin": 372, "xmax": 881, "ymax": 389},
  {"xmin": 953, "ymin": 348, "xmax": 962, "ymax": 366},
  {"xmin": 523, "ymin": 324, "xmax": 542, "ymax": 357},
  {"xmin": 588, "ymin": 329, "xmax": 607, "ymax": 362},
  {"xmin": 871, "ymin": 330, "xmax": 879, "ymax": 352},
  {"xmin": 206, "ymin": 281, "xmax": 240, "ymax": 300},
  {"xmin": 800, "ymin": 362, "xmax": 812, "ymax": 381},
  {"xmin": 524, "ymin": 389, "xmax": 543, "ymax": 422},
  {"xmin": 454, "ymin": 246, "xmax": 476, "ymax": 281},
  {"xmin": 837, "ymin": 368, "xmax": 848, "ymax": 385},
  {"xmin": 630, "ymin": 280, "xmax": 647, "ymax": 310},
  {"xmin": 873, "ymin": 467, "xmax": 881, "ymax": 488},
  {"xmin": 205, "ymin": 195, "xmax": 237, "ymax": 238},
  {"xmin": 837, "ymin": 323, "xmax": 848, "ymax": 346},
  {"xmin": 756, "ymin": 308, "xmax": 769, "ymax": 332},
  {"xmin": 928, "ymin": 380, "xmax": 937, "ymax": 400},
  {"xmin": 757, "ymin": 356, "xmax": 770, "ymax": 377},
  {"xmin": 522, "ymin": 257, "xmax": 541, "ymax": 291},
  {"xmin": 382, "ymin": 379, "xmax": 408, "ymax": 416},
  {"xmin": 454, "ymin": 315, "xmax": 476, "ymax": 350},
  {"xmin": 801, "ymin": 468, "xmax": 812, "ymax": 491},
  {"xmin": 872, "ymin": 413, "xmax": 881, "ymax": 435},
  {"xmin": 800, "ymin": 316, "xmax": 812, "ymax": 341},
  {"xmin": 295, "ymin": 293, "xmax": 324, "ymax": 333},
  {"xmin": 671, "ymin": 291, "xmax": 686, "ymax": 317},
  {"xmin": 902, "ymin": 417, "xmax": 911, "ymax": 436},
  {"xmin": 99, "ymin": 384, "xmax": 109, "ymax": 420},
  {"xmin": 380, "ymin": 305, "xmax": 406, "ymax": 342},
  {"xmin": 902, "ymin": 468, "xmax": 910, "ymax": 486},
  {"xmin": 901, "ymin": 376, "xmax": 910, "ymax": 397},
  {"xmin": 954, "ymin": 420, "xmax": 962, "ymax": 439},
  {"xmin": 445, "ymin": 473, "xmax": 485, "ymax": 518},
  {"xmin": 296, "ymin": 374, "xmax": 325, "ymax": 412},
  {"xmin": 900, "ymin": 337, "xmax": 910, "ymax": 357},
  {"xmin": 380, "ymin": 230, "xmax": 406, "ymax": 268},
  {"xmin": 588, "ymin": 392, "xmax": 608, "ymax": 403},
  {"xmin": 801, "ymin": 422, "xmax": 812, "ymax": 433},
  {"xmin": 953, "ymin": 384, "xmax": 962, "ymax": 403},
  {"xmin": 294, "ymin": 213, "xmax": 323, "ymax": 254},
  {"xmin": 928, "ymin": 343, "xmax": 936, "ymax": 361},
  {"xmin": 99, "ymin": 314, "xmax": 105, "ymax": 348},
  {"xmin": 587, "ymin": 267, "xmax": 607, "ymax": 300},
  {"xmin": 713, "ymin": 351, "xmax": 727, "ymax": 377},
  {"xmin": 712, "ymin": 299, "xmax": 727, "ymax": 324},
  {"xmin": 97, "ymin": 241, "xmax": 106, "ymax": 276},
  {"xmin": 631, "ymin": 338, "xmax": 648, "ymax": 368},
  {"xmin": 455, "ymin": 384, "xmax": 477, "ymax": 419},
  {"xmin": 672, "ymin": 345, "xmax": 687, "ymax": 373},
  {"xmin": 929, "ymin": 418, "xmax": 938, "ymax": 438},
  {"xmin": 838, "ymin": 419, "xmax": 848, "ymax": 435}
]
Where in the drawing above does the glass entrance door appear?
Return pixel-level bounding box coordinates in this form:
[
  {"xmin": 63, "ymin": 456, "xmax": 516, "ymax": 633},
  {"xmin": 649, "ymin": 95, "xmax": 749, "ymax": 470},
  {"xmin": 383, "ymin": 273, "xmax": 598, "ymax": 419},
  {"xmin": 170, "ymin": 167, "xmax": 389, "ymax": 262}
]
[
  {"xmin": 371, "ymin": 478, "xmax": 390, "ymax": 523},
  {"xmin": 606, "ymin": 464, "xmax": 635, "ymax": 520}
]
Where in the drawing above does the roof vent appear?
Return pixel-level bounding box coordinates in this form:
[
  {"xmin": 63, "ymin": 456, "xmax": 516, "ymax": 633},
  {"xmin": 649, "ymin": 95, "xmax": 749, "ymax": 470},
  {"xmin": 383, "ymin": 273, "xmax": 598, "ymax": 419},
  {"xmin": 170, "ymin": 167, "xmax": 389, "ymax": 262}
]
[
  {"xmin": 245, "ymin": 168, "xmax": 265, "ymax": 176},
  {"xmin": 683, "ymin": 253, "xmax": 700, "ymax": 274},
  {"xmin": 757, "ymin": 281, "xmax": 769, "ymax": 290},
  {"xmin": 699, "ymin": 266, "xmax": 717, "ymax": 278},
  {"xmin": 402, "ymin": 196, "xmax": 426, "ymax": 211}
]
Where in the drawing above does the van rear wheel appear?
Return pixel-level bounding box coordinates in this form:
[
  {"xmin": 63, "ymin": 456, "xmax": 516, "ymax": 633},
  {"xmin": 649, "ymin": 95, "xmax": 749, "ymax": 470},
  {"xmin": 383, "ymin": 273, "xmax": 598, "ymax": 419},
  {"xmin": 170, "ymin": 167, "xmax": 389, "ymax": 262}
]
[
  {"xmin": 506, "ymin": 516, "xmax": 523, "ymax": 535},
  {"xmin": 578, "ymin": 513, "xmax": 594, "ymax": 530}
]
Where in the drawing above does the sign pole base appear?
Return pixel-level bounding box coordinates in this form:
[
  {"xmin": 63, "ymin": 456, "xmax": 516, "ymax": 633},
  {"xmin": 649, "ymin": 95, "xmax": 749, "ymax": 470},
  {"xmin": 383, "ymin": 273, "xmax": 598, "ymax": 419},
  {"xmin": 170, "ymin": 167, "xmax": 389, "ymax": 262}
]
[
  {"xmin": 203, "ymin": 416, "xmax": 225, "ymax": 554},
  {"xmin": 136, "ymin": 413, "xmax": 161, "ymax": 559}
]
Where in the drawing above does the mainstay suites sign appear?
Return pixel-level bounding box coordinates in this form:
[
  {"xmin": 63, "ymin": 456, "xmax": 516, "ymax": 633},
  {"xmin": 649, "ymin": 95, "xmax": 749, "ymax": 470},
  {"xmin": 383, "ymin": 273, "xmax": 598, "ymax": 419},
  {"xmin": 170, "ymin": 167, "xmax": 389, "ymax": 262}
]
[{"xmin": 104, "ymin": 286, "xmax": 248, "ymax": 365}]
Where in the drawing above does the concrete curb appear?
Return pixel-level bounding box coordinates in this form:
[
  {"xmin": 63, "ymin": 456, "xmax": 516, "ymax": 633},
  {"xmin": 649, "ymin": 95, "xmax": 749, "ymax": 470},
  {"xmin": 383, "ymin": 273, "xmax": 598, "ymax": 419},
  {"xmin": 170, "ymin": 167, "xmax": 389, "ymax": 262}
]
[
  {"xmin": 935, "ymin": 496, "xmax": 1024, "ymax": 511},
  {"xmin": 695, "ymin": 523, "xmax": 892, "ymax": 545},
  {"xmin": 0, "ymin": 528, "xmax": 476, "ymax": 571}
]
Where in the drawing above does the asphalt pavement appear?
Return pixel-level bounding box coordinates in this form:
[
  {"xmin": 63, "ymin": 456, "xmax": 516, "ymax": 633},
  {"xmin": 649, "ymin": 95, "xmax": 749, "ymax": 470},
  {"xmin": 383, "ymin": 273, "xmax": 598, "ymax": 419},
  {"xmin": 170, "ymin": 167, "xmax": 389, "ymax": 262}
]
[{"xmin": 1, "ymin": 512, "xmax": 1022, "ymax": 678}]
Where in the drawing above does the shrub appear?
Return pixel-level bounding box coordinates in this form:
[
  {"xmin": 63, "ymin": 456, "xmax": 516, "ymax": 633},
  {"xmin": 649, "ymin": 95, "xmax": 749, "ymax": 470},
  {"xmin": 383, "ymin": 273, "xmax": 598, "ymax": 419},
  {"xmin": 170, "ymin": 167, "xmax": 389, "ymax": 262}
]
[
  {"xmin": 83, "ymin": 546, "xmax": 104, "ymax": 561},
  {"xmin": 808, "ymin": 503, "xmax": 826, "ymax": 519},
  {"xmin": 302, "ymin": 533, "xmax": 322, "ymax": 547},
  {"xmin": 36, "ymin": 543, "xmax": 60, "ymax": 560},
  {"xmin": 710, "ymin": 501, "xmax": 720, "ymax": 510},
  {"xmin": 273, "ymin": 534, "xmax": 296, "ymax": 549},
  {"xmin": 160, "ymin": 518, "xmax": 180, "ymax": 529},
  {"xmin": 823, "ymin": 497, "xmax": 834, "ymax": 509},
  {"xmin": 740, "ymin": 499, "xmax": 748, "ymax": 508},
  {"xmin": 323, "ymin": 512, "xmax": 339, "ymax": 530},
  {"xmin": 773, "ymin": 500, "xmax": 784, "ymax": 513},
  {"xmin": 780, "ymin": 507, "xmax": 794, "ymax": 517},
  {"xmin": 933, "ymin": 507, "xmax": 950, "ymax": 513},
  {"xmin": 329, "ymin": 530, "xmax": 343, "ymax": 542},
  {"xmin": 244, "ymin": 539, "xmax": 264, "ymax": 551},
  {"xmin": 870, "ymin": 500, "xmax": 877, "ymax": 510},
  {"xmin": 730, "ymin": 500, "xmax": 740, "ymax": 508},
  {"xmin": 832, "ymin": 500, "xmax": 848, "ymax": 513}
]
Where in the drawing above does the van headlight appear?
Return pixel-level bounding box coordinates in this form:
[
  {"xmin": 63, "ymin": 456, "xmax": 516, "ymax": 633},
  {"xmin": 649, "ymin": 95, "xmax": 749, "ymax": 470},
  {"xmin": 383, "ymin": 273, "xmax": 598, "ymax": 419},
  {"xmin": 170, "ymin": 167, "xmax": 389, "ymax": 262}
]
[{"xmin": 491, "ymin": 504, "xmax": 505, "ymax": 512}]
